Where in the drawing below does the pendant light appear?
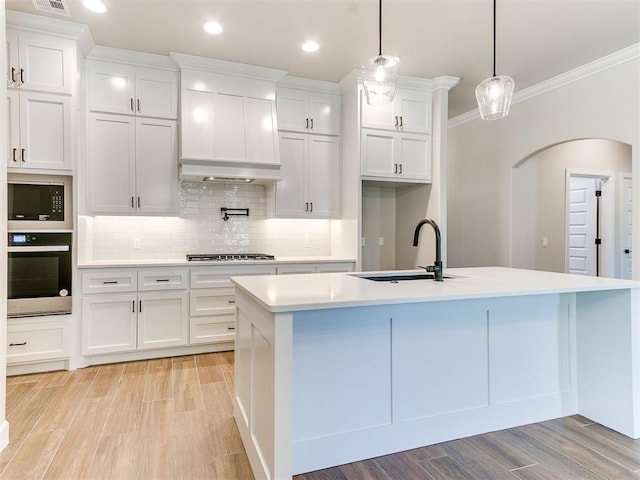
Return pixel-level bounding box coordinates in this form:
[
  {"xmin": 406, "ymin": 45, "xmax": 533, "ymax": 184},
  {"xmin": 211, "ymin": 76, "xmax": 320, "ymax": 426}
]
[
  {"xmin": 475, "ymin": 0, "xmax": 514, "ymax": 120},
  {"xmin": 363, "ymin": 0, "xmax": 399, "ymax": 106}
]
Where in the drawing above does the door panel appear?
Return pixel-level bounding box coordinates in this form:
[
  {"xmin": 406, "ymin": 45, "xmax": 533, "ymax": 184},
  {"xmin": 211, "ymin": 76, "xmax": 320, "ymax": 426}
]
[{"xmin": 568, "ymin": 177, "xmax": 597, "ymax": 275}]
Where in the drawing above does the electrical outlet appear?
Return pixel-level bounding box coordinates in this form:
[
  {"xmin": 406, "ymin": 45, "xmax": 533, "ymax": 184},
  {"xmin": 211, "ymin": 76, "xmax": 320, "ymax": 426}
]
[
  {"xmin": 361, "ymin": 237, "xmax": 366, "ymax": 247},
  {"xmin": 542, "ymin": 237, "xmax": 548, "ymax": 248},
  {"xmin": 133, "ymin": 238, "xmax": 141, "ymax": 250},
  {"xmin": 379, "ymin": 237, "xmax": 384, "ymax": 246}
]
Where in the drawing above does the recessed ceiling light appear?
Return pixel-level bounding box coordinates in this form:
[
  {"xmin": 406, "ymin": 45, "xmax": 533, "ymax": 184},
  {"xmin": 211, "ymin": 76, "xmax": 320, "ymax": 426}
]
[
  {"xmin": 83, "ymin": 0, "xmax": 106, "ymax": 13},
  {"xmin": 203, "ymin": 21, "xmax": 223, "ymax": 35},
  {"xmin": 302, "ymin": 41, "xmax": 319, "ymax": 53}
]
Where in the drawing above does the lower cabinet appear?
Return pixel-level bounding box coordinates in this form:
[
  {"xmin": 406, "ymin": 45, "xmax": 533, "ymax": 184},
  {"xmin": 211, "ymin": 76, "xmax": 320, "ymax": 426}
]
[
  {"xmin": 189, "ymin": 287, "xmax": 236, "ymax": 344},
  {"xmin": 7, "ymin": 317, "xmax": 70, "ymax": 365},
  {"xmin": 82, "ymin": 291, "xmax": 189, "ymax": 355}
]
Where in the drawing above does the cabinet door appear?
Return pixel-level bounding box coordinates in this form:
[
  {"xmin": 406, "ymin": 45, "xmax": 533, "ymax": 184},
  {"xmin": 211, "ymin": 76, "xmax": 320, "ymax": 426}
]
[
  {"xmin": 135, "ymin": 118, "xmax": 179, "ymax": 214},
  {"xmin": 136, "ymin": 67, "xmax": 178, "ymax": 119},
  {"xmin": 6, "ymin": 30, "xmax": 19, "ymax": 88},
  {"xmin": 275, "ymin": 133, "xmax": 307, "ymax": 217},
  {"xmin": 88, "ymin": 61, "xmax": 137, "ymax": 115},
  {"xmin": 19, "ymin": 92, "xmax": 71, "ymax": 170},
  {"xmin": 8, "ymin": 319, "xmax": 69, "ymax": 364},
  {"xmin": 82, "ymin": 294, "xmax": 137, "ymax": 355},
  {"xmin": 397, "ymin": 133, "xmax": 431, "ymax": 181},
  {"xmin": 12, "ymin": 30, "xmax": 74, "ymax": 94},
  {"xmin": 245, "ymin": 96, "xmax": 278, "ymax": 164},
  {"xmin": 6, "ymin": 90, "xmax": 20, "ymax": 168},
  {"xmin": 138, "ymin": 291, "xmax": 189, "ymax": 350},
  {"xmin": 361, "ymin": 129, "xmax": 395, "ymax": 178},
  {"xmin": 276, "ymin": 88, "xmax": 308, "ymax": 132},
  {"xmin": 360, "ymin": 89, "xmax": 395, "ymax": 130},
  {"xmin": 394, "ymin": 89, "xmax": 431, "ymax": 134},
  {"xmin": 307, "ymin": 135, "xmax": 340, "ymax": 218},
  {"xmin": 181, "ymin": 88, "xmax": 215, "ymax": 160},
  {"xmin": 88, "ymin": 113, "xmax": 136, "ymax": 213},
  {"xmin": 308, "ymin": 93, "xmax": 341, "ymax": 135}
]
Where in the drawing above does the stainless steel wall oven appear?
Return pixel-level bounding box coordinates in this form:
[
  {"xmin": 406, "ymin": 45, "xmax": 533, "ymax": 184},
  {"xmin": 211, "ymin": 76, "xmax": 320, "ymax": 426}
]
[{"xmin": 8, "ymin": 232, "xmax": 72, "ymax": 317}]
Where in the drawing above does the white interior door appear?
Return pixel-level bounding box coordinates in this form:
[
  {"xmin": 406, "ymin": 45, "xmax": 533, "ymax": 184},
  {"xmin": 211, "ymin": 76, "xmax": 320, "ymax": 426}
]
[
  {"xmin": 568, "ymin": 177, "xmax": 599, "ymax": 275},
  {"xmin": 620, "ymin": 174, "xmax": 633, "ymax": 280}
]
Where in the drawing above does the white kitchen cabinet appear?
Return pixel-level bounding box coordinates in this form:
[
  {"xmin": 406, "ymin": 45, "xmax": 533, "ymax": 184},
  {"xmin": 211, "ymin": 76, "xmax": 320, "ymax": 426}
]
[
  {"xmin": 361, "ymin": 87, "xmax": 432, "ymax": 134},
  {"xmin": 276, "ymin": 87, "xmax": 340, "ymax": 135},
  {"xmin": 6, "ymin": 90, "xmax": 72, "ymax": 171},
  {"xmin": 181, "ymin": 88, "xmax": 279, "ymax": 165},
  {"xmin": 88, "ymin": 113, "xmax": 178, "ymax": 215},
  {"xmin": 7, "ymin": 317, "xmax": 70, "ymax": 365},
  {"xmin": 361, "ymin": 128, "xmax": 431, "ymax": 183},
  {"xmin": 87, "ymin": 60, "xmax": 178, "ymax": 119},
  {"xmin": 274, "ymin": 133, "xmax": 340, "ymax": 218},
  {"xmin": 81, "ymin": 268, "xmax": 188, "ymax": 355},
  {"xmin": 138, "ymin": 291, "xmax": 189, "ymax": 350},
  {"xmin": 82, "ymin": 293, "xmax": 138, "ymax": 355},
  {"xmin": 6, "ymin": 29, "xmax": 74, "ymax": 94}
]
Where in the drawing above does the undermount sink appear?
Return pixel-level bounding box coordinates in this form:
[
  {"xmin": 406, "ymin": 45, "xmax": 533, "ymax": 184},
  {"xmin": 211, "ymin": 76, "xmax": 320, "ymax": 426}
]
[{"xmin": 353, "ymin": 273, "xmax": 452, "ymax": 282}]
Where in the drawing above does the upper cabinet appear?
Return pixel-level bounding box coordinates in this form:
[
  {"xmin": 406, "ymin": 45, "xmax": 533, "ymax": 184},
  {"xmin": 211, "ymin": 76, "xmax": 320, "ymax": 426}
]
[
  {"xmin": 361, "ymin": 87, "xmax": 432, "ymax": 135},
  {"xmin": 87, "ymin": 59, "xmax": 178, "ymax": 119},
  {"xmin": 6, "ymin": 29, "xmax": 75, "ymax": 95},
  {"xmin": 276, "ymin": 87, "xmax": 341, "ymax": 135}
]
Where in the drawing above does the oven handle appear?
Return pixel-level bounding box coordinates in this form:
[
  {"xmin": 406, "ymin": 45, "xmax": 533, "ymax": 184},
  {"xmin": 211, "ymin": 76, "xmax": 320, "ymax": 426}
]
[{"xmin": 8, "ymin": 245, "xmax": 70, "ymax": 253}]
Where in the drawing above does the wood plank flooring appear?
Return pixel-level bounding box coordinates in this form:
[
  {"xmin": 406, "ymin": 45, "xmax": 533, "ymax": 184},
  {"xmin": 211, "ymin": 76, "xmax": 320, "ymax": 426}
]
[{"xmin": 1, "ymin": 354, "xmax": 639, "ymax": 479}]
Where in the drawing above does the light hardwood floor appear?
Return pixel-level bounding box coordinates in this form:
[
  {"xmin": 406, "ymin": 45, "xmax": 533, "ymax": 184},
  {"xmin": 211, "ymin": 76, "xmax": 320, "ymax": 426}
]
[{"xmin": 2, "ymin": 354, "xmax": 640, "ymax": 480}]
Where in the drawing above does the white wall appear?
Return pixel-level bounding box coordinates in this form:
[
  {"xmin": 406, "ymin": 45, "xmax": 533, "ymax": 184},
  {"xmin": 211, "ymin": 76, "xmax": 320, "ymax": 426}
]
[
  {"xmin": 0, "ymin": 0, "xmax": 10, "ymax": 452},
  {"xmin": 511, "ymin": 139, "xmax": 631, "ymax": 274},
  {"xmin": 448, "ymin": 46, "xmax": 640, "ymax": 277}
]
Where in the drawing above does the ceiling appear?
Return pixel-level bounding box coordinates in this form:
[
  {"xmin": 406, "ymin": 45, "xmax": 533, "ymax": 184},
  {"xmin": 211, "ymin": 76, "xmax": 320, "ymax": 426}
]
[{"xmin": 6, "ymin": 0, "xmax": 640, "ymax": 118}]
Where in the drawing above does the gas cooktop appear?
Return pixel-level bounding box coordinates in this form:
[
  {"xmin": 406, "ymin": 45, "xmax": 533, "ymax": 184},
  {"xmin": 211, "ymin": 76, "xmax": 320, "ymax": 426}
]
[{"xmin": 186, "ymin": 253, "xmax": 276, "ymax": 262}]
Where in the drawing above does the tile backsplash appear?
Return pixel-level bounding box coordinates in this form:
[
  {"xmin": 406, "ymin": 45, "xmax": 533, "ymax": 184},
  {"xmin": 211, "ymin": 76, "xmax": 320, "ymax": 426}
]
[{"xmin": 77, "ymin": 182, "xmax": 333, "ymax": 262}]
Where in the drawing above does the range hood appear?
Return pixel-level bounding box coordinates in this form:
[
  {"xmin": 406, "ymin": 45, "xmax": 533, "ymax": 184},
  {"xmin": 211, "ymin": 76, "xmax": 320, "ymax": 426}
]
[{"xmin": 179, "ymin": 160, "xmax": 281, "ymax": 184}]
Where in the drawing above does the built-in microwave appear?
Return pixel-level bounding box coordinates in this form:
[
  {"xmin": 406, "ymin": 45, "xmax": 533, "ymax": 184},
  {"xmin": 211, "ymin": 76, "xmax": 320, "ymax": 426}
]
[{"xmin": 8, "ymin": 173, "xmax": 72, "ymax": 231}]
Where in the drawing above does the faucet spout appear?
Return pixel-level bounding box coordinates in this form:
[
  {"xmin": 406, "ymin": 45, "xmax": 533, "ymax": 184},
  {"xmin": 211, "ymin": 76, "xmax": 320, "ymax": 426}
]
[{"xmin": 413, "ymin": 219, "xmax": 443, "ymax": 281}]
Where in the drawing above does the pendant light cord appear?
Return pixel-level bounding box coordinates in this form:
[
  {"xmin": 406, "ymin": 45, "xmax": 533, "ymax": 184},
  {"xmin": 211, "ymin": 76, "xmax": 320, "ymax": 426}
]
[
  {"xmin": 378, "ymin": 0, "xmax": 383, "ymax": 56},
  {"xmin": 492, "ymin": 0, "xmax": 497, "ymax": 77}
]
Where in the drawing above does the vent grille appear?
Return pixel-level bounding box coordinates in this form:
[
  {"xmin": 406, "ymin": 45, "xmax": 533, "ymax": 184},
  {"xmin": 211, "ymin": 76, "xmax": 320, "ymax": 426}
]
[{"xmin": 31, "ymin": 0, "xmax": 70, "ymax": 16}]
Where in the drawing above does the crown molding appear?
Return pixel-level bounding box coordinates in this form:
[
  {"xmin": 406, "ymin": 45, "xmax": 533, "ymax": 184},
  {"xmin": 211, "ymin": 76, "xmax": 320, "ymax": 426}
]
[
  {"xmin": 278, "ymin": 76, "xmax": 341, "ymax": 94},
  {"xmin": 449, "ymin": 42, "xmax": 640, "ymax": 128},
  {"xmin": 170, "ymin": 52, "xmax": 287, "ymax": 83},
  {"xmin": 88, "ymin": 46, "xmax": 178, "ymax": 71}
]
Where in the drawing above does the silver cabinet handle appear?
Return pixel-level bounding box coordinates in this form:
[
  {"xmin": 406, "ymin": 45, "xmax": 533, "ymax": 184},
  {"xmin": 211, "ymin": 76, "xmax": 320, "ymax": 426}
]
[{"xmin": 9, "ymin": 342, "xmax": 26, "ymax": 347}]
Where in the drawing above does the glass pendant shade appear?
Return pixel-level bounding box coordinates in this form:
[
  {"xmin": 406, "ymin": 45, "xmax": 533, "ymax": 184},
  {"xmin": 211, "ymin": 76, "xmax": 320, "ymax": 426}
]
[
  {"xmin": 475, "ymin": 74, "xmax": 515, "ymax": 120},
  {"xmin": 363, "ymin": 54, "xmax": 400, "ymax": 106}
]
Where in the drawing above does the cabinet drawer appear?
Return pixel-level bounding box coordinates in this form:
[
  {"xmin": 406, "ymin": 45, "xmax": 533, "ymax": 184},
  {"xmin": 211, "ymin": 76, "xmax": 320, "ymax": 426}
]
[
  {"xmin": 7, "ymin": 319, "xmax": 69, "ymax": 364},
  {"xmin": 138, "ymin": 268, "xmax": 189, "ymax": 291},
  {"xmin": 190, "ymin": 288, "xmax": 236, "ymax": 316},
  {"xmin": 82, "ymin": 269, "xmax": 137, "ymax": 294},
  {"xmin": 190, "ymin": 265, "xmax": 276, "ymax": 288},
  {"xmin": 276, "ymin": 265, "xmax": 317, "ymax": 275},
  {"xmin": 190, "ymin": 316, "xmax": 235, "ymax": 345},
  {"xmin": 316, "ymin": 262, "xmax": 355, "ymax": 273}
]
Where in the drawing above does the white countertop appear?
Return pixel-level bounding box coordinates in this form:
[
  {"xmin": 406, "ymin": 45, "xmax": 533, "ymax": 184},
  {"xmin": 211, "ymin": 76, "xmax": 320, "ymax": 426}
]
[
  {"xmin": 231, "ymin": 266, "xmax": 640, "ymax": 313},
  {"xmin": 77, "ymin": 256, "xmax": 355, "ymax": 269}
]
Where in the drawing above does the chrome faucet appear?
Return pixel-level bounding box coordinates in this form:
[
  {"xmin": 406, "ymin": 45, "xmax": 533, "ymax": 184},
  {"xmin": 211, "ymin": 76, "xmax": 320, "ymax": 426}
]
[{"xmin": 412, "ymin": 219, "xmax": 443, "ymax": 281}]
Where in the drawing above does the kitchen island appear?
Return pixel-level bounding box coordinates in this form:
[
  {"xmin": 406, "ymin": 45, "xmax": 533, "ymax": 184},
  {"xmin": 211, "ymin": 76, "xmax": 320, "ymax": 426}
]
[{"xmin": 231, "ymin": 267, "xmax": 640, "ymax": 480}]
